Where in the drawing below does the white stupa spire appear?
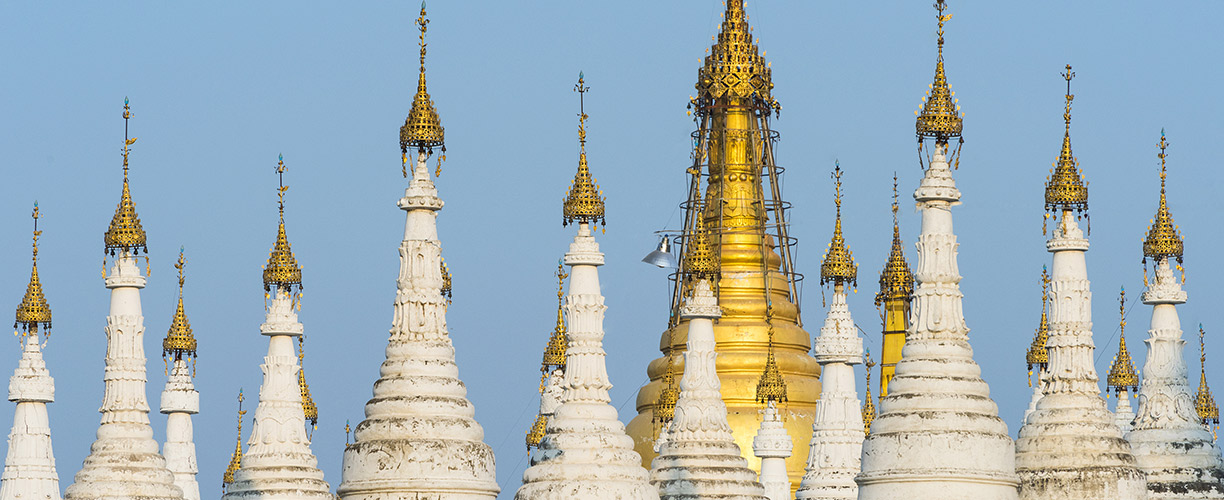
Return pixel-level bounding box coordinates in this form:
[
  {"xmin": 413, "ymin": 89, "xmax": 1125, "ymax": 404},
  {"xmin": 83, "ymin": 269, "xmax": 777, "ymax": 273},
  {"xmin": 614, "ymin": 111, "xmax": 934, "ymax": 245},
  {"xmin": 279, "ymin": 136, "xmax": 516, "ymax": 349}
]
[
  {"xmin": 1114, "ymin": 390, "xmax": 1136, "ymax": 434},
  {"xmin": 338, "ymin": 9, "xmax": 499, "ymax": 496},
  {"xmin": 1, "ymin": 202, "xmax": 61, "ymax": 500},
  {"xmin": 651, "ymin": 279, "xmax": 767, "ymax": 500},
  {"xmin": 1105, "ymin": 287, "xmax": 1139, "ymax": 436},
  {"xmin": 221, "ymin": 155, "xmax": 331, "ymax": 499},
  {"xmin": 797, "ymin": 163, "xmax": 864, "ymax": 500},
  {"xmin": 515, "ymin": 74, "xmax": 657, "ymax": 500},
  {"xmin": 1014, "ymin": 67, "xmax": 1146, "ymax": 499},
  {"xmin": 754, "ymin": 401, "xmax": 793, "ymax": 500},
  {"xmin": 1126, "ymin": 132, "xmax": 1224, "ymax": 498},
  {"xmin": 159, "ymin": 250, "xmax": 200, "ymax": 500},
  {"xmin": 65, "ymin": 100, "xmax": 183, "ymax": 500}
]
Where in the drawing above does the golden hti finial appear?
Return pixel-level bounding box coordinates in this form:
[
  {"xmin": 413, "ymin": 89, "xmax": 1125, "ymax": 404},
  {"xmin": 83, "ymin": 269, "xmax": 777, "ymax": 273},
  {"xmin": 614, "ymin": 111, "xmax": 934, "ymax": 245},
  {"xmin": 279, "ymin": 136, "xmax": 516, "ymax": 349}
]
[
  {"xmin": 15, "ymin": 202, "xmax": 52, "ymax": 341},
  {"xmin": 820, "ymin": 162, "xmax": 857, "ymax": 287},
  {"xmin": 525, "ymin": 410, "xmax": 548, "ymax": 454},
  {"xmin": 1142, "ymin": 129, "xmax": 1184, "ymax": 271},
  {"xmin": 104, "ymin": 97, "xmax": 149, "ymax": 256},
  {"xmin": 876, "ymin": 174, "xmax": 914, "ymax": 306},
  {"xmin": 539, "ymin": 262, "xmax": 568, "ymax": 391},
  {"xmin": 693, "ymin": 0, "xmax": 775, "ymax": 107},
  {"xmin": 914, "ymin": 0, "xmax": 963, "ymax": 143},
  {"xmin": 562, "ymin": 72, "xmax": 607, "ymax": 229},
  {"xmin": 222, "ymin": 389, "xmax": 246, "ymax": 491},
  {"xmin": 652, "ymin": 358, "xmax": 680, "ymax": 436},
  {"xmin": 1107, "ymin": 287, "xmax": 1139, "ymax": 397},
  {"xmin": 440, "ymin": 258, "xmax": 453, "ymax": 303},
  {"xmin": 755, "ymin": 329, "xmax": 788, "ymax": 406},
  {"xmin": 400, "ymin": 0, "xmax": 445, "ymax": 173},
  {"xmin": 162, "ymin": 247, "xmax": 198, "ymax": 368},
  {"xmin": 681, "ymin": 176, "xmax": 718, "ymax": 283},
  {"xmin": 1044, "ymin": 65, "xmax": 1089, "ymax": 219},
  {"xmin": 862, "ymin": 351, "xmax": 877, "ymax": 437},
  {"xmin": 1197, "ymin": 325, "xmax": 1219, "ymax": 434},
  {"xmin": 263, "ymin": 155, "xmax": 303, "ymax": 295},
  {"xmin": 1026, "ymin": 266, "xmax": 1050, "ymax": 385},
  {"xmin": 344, "ymin": 420, "xmax": 352, "ymax": 446},
  {"xmin": 298, "ymin": 335, "xmax": 319, "ymax": 432}
]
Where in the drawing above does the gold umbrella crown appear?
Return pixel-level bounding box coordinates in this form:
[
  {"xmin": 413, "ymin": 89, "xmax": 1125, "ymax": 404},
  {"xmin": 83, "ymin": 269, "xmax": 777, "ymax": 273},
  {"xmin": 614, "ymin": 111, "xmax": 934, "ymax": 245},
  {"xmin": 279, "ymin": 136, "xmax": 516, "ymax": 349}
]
[
  {"xmin": 104, "ymin": 98, "xmax": 148, "ymax": 256},
  {"xmin": 820, "ymin": 163, "xmax": 856, "ymax": 287},
  {"xmin": 15, "ymin": 203, "xmax": 52, "ymax": 336}
]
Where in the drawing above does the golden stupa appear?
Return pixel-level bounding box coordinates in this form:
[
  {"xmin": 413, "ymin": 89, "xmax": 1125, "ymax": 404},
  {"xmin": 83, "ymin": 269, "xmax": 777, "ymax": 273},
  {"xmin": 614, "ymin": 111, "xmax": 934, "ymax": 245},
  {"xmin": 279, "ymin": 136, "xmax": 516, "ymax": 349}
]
[{"xmin": 625, "ymin": 0, "xmax": 819, "ymax": 485}]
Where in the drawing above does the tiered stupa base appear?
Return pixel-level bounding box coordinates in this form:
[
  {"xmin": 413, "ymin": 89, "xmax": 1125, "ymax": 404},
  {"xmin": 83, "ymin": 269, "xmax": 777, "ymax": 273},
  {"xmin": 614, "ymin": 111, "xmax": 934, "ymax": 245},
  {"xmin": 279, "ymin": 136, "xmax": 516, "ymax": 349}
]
[
  {"xmin": 1129, "ymin": 429, "xmax": 1224, "ymax": 499},
  {"xmin": 223, "ymin": 453, "xmax": 331, "ymax": 500},
  {"xmin": 64, "ymin": 424, "xmax": 183, "ymax": 500},
  {"xmin": 517, "ymin": 402, "xmax": 656, "ymax": 499},
  {"xmin": 652, "ymin": 439, "xmax": 767, "ymax": 499}
]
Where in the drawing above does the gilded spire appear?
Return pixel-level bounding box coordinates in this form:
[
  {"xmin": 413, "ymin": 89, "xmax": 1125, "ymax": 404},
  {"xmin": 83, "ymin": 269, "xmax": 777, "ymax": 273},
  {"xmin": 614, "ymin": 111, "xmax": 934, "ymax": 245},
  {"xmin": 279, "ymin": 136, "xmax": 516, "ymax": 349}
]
[
  {"xmin": 15, "ymin": 202, "xmax": 52, "ymax": 337},
  {"xmin": 562, "ymin": 73, "xmax": 606, "ymax": 228},
  {"xmin": 1198, "ymin": 325, "xmax": 1219, "ymax": 427},
  {"xmin": 399, "ymin": 1, "xmax": 445, "ymax": 157},
  {"xmin": 440, "ymin": 258, "xmax": 453, "ymax": 302},
  {"xmin": 540, "ymin": 262, "xmax": 568, "ymax": 390},
  {"xmin": 298, "ymin": 336, "xmax": 319, "ymax": 430},
  {"xmin": 1026, "ymin": 266, "xmax": 1050, "ymax": 377},
  {"xmin": 263, "ymin": 155, "xmax": 303, "ymax": 293},
  {"xmin": 1142, "ymin": 130, "xmax": 1184, "ymax": 265},
  {"xmin": 653, "ymin": 362, "xmax": 679, "ymax": 432},
  {"xmin": 862, "ymin": 353, "xmax": 876, "ymax": 437},
  {"xmin": 104, "ymin": 97, "xmax": 149, "ymax": 256},
  {"xmin": 820, "ymin": 162, "xmax": 857, "ymax": 287},
  {"xmin": 1107, "ymin": 287, "xmax": 1139, "ymax": 395},
  {"xmin": 222, "ymin": 389, "xmax": 246, "ymax": 490},
  {"xmin": 162, "ymin": 247, "xmax": 197, "ymax": 362},
  {"xmin": 695, "ymin": 0, "xmax": 774, "ymax": 104},
  {"xmin": 915, "ymin": 0, "xmax": 963, "ymax": 142},
  {"xmin": 525, "ymin": 412, "xmax": 547, "ymax": 453},
  {"xmin": 682, "ymin": 178, "xmax": 718, "ymax": 281},
  {"xmin": 755, "ymin": 334, "xmax": 788, "ymax": 405},
  {"xmin": 876, "ymin": 174, "xmax": 913, "ymax": 304},
  {"xmin": 1044, "ymin": 65, "xmax": 1089, "ymax": 214}
]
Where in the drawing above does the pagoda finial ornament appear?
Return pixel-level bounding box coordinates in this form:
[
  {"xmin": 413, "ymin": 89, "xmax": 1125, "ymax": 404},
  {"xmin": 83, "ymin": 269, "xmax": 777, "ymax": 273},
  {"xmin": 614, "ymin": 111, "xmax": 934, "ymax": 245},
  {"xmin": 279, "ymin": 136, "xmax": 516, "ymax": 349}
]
[
  {"xmin": 15, "ymin": 203, "xmax": 51, "ymax": 338},
  {"xmin": 695, "ymin": 0, "xmax": 774, "ymax": 105},
  {"xmin": 162, "ymin": 248, "xmax": 197, "ymax": 365},
  {"xmin": 400, "ymin": 0, "xmax": 444, "ymax": 168},
  {"xmin": 1143, "ymin": 130, "xmax": 1184, "ymax": 277},
  {"xmin": 562, "ymin": 73, "xmax": 606, "ymax": 229},
  {"xmin": 298, "ymin": 336, "xmax": 319, "ymax": 431},
  {"xmin": 1026, "ymin": 266, "xmax": 1050, "ymax": 382},
  {"xmin": 104, "ymin": 97, "xmax": 148, "ymax": 256},
  {"xmin": 681, "ymin": 180, "xmax": 718, "ymax": 283},
  {"xmin": 439, "ymin": 258, "xmax": 452, "ymax": 302},
  {"xmin": 820, "ymin": 162, "xmax": 857, "ymax": 287},
  {"xmin": 862, "ymin": 354, "xmax": 877, "ymax": 437},
  {"xmin": 1043, "ymin": 65, "xmax": 1089, "ymax": 227},
  {"xmin": 914, "ymin": 0, "xmax": 963, "ymax": 144},
  {"xmin": 875, "ymin": 175, "xmax": 913, "ymax": 397},
  {"xmin": 263, "ymin": 155, "xmax": 303, "ymax": 294},
  {"xmin": 539, "ymin": 263, "xmax": 568, "ymax": 389},
  {"xmin": 222, "ymin": 389, "xmax": 245, "ymax": 491},
  {"xmin": 1107, "ymin": 287, "xmax": 1139, "ymax": 396},
  {"xmin": 1198, "ymin": 325, "xmax": 1220, "ymax": 432},
  {"xmin": 755, "ymin": 338, "xmax": 788, "ymax": 405}
]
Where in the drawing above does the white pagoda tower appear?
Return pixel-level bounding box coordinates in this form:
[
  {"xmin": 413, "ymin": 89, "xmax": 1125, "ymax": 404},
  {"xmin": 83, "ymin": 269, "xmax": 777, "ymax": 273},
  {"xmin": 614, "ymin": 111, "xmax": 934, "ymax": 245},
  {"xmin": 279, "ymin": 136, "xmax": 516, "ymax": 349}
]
[
  {"xmin": 1013, "ymin": 65, "xmax": 1146, "ymax": 500},
  {"xmin": 1127, "ymin": 132, "xmax": 1224, "ymax": 499},
  {"xmin": 526, "ymin": 265, "xmax": 569, "ymax": 457},
  {"xmin": 220, "ymin": 156, "xmax": 331, "ymax": 499},
  {"xmin": 753, "ymin": 401, "xmax": 793, "ymax": 500},
  {"xmin": 1024, "ymin": 267, "xmax": 1051, "ymax": 426},
  {"xmin": 337, "ymin": 6, "xmax": 498, "ymax": 499},
  {"xmin": 64, "ymin": 99, "xmax": 184, "ymax": 500},
  {"xmin": 514, "ymin": 75, "xmax": 658, "ymax": 500},
  {"xmin": 0, "ymin": 204, "xmax": 61, "ymax": 500},
  {"xmin": 1105, "ymin": 288, "xmax": 1139, "ymax": 435},
  {"xmin": 159, "ymin": 250, "xmax": 200, "ymax": 500},
  {"xmin": 796, "ymin": 164, "xmax": 864, "ymax": 500},
  {"xmin": 856, "ymin": 3, "xmax": 1019, "ymax": 498}
]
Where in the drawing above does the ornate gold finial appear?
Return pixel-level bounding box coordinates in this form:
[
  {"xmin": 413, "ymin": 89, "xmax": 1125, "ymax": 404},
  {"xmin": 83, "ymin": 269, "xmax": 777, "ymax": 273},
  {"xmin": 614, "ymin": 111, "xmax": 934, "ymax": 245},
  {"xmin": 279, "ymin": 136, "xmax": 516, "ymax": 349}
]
[
  {"xmin": 1142, "ymin": 130, "xmax": 1184, "ymax": 266},
  {"xmin": 653, "ymin": 360, "xmax": 680, "ymax": 433},
  {"xmin": 682, "ymin": 177, "xmax": 718, "ymax": 282},
  {"xmin": 263, "ymin": 155, "xmax": 303, "ymax": 293},
  {"xmin": 344, "ymin": 420, "xmax": 352, "ymax": 446},
  {"xmin": 440, "ymin": 258, "xmax": 453, "ymax": 302},
  {"xmin": 562, "ymin": 73, "xmax": 607, "ymax": 228},
  {"xmin": 526, "ymin": 411, "xmax": 548, "ymax": 452},
  {"xmin": 694, "ymin": 0, "xmax": 775, "ymax": 106},
  {"xmin": 298, "ymin": 336, "xmax": 319, "ymax": 430},
  {"xmin": 862, "ymin": 351, "xmax": 877, "ymax": 436},
  {"xmin": 540, "ymin": 262, "xmax": 568, "ymax": 391},
  {"xmin": 820, "ymin": 162, "xmax": 857, "ymax": 286},
  {"xmin": 400, "ymin": 1, "xmax": 445, "ymax": 161},
  {"xmin": 104, "ymin": 97, "xmax": 149, "ymax": 256},
  {"xmin": 876, "ymin": 174, "xmax": 914, "ymax": 305},
  {"xmin": 915, "ymin": 0, "xmax": 963, "ymax": 142},
  {"xmin": 1026, "ymin": 266, "xmax": 1050, "ymax": 379},
  {"xmin": 1107, "ymin": 287, "xmax": 1139, "ymax": 395},
  {"xmin": 15, "ymin": 202, "xmax": 52, "ymax": 338},
  {"xmin": 1198, "ymin": 325, "xmax": 1219, "ymax": 429},
  {"xmin": 755, "ymin": 330, "xmax": 788, "ymax": 405},
  {"xmin": 1044, "ymin": 65, "xmax": 1089, "ymax": 215},
  {"xmin": 222, "ymin": 389, "xmax": 246, "ymax": 490},
  {"xmin": 162, "ymin": 247, "xmax": 198, "ymax": 363}
]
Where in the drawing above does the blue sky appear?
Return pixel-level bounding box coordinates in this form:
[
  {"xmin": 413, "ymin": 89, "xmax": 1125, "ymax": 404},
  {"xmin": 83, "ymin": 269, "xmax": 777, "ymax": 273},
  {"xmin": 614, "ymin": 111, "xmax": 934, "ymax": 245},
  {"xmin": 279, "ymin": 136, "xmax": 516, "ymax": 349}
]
[{"xmin": 1, "ymin": 1, "xmax": 1222, "ymax": 498}]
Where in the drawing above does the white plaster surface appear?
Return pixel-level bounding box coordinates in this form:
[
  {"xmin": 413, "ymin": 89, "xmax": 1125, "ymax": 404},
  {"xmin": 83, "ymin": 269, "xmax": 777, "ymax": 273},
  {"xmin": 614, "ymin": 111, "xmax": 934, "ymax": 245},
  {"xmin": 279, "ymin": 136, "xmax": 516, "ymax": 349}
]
[
  {"xmin": 0, "ymin": 334, "xmax": 60, "ymax": 500},
  {"xmin": 1115, "ymin": 390, "xmax": 1136, "ymax": 435},
  {"xmin": 753, "ymin": 401, "xmax": 793, "ymax": 500},
  {"xmin": 160, "ymin": 358, "xmax": 200, "ymax": 500}
]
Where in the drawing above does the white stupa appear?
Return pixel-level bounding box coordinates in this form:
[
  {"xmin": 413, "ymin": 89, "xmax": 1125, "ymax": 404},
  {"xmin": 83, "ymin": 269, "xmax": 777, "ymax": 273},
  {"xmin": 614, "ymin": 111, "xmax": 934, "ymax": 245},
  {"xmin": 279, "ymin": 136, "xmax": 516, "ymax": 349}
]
[
  {"xmin": 856, "ymin": 5, "xmax": 1019, "ymax": 498},
  {"xmin": 514, "ymin": 76, "xmax": 658, "ymax": 500},
  {"xmin": 1023, "ymin": 267, "xmax": 1051, "ymax": 427},
  {"xmin": 1013, "ymin": 66, "xmax": 1146, "ymax": 499},
  {"xmin": 796, "ymin": 164, "xmax": 864, "ymax": 500},
  {"xmin": 1126, "ymin": 133, "xmax": 1224, "ymax": 499},
  {"xmin": 527, "ymin": 265, "xmax": 570, "ymax": 458},
  {"xmin": 221, "ymin": 156, "xmax": 331, "ymax": 499},
  {"xmin": 1, "ymin": 204, "xmax": 61, "ymax": 500},
  {"xmin": 754, "ymin": 401, "xmax": 793, "ymax": 500},
  {"xmin": 64, "ymin": 100, "xmax": 184, "ymax": 500},
  {"xmin": 159, "ymin": 250, "xmax": 201, "ymax": 500},
  {"xmin": 1105, "ymin": 288, "xmax": 1139, "ymax": 436},
  {"xmin": 337, "ymin": 8, "xmax": 499, "ymax": 498}
]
